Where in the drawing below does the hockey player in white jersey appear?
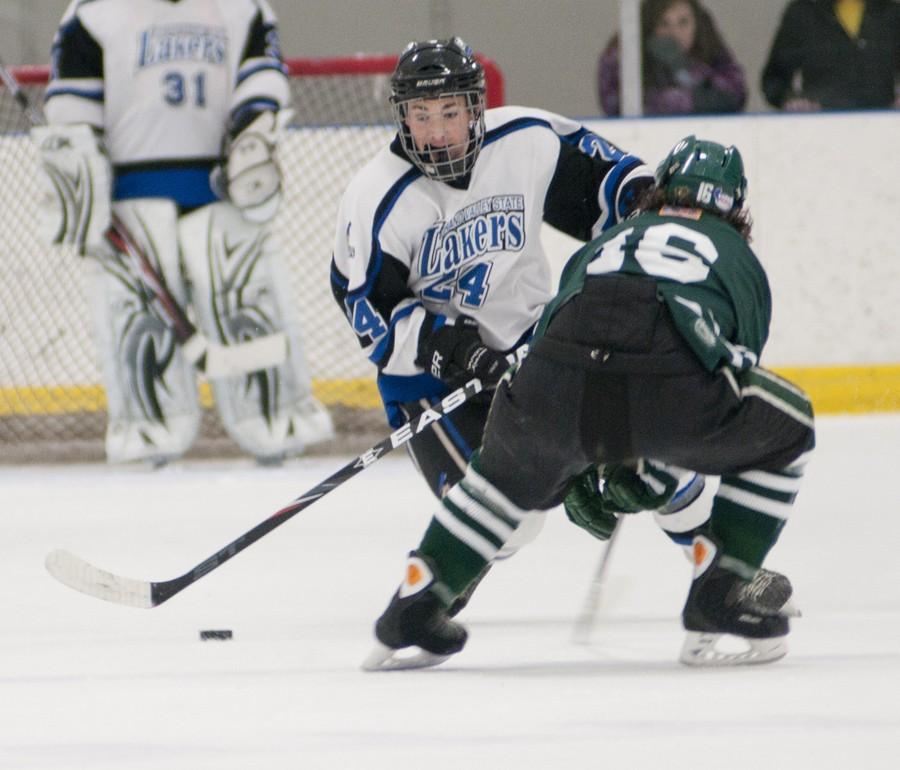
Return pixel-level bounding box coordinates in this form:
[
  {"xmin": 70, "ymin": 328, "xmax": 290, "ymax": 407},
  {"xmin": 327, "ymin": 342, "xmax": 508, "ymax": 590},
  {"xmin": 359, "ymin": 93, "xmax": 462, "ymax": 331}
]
[
  {"xmin": 332, "ymin": 38, "xmax": 652, "ymax": 496},
  {"xmin": 333, "ymin": 38, "xmax": 794, "ymax": 619},
  {"xmin": 332, "ymin": 39, "xmax": 706, "ymax": 563},
  {"xmin": 34, "ymin": 0, "xmax": 333, "ymax": 465}
]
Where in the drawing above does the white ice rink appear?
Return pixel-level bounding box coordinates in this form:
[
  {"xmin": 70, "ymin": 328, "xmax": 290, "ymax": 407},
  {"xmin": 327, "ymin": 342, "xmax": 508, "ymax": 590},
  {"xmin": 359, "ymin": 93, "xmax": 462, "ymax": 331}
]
[{"xmin": 3, "ymin": 414, "xmax": 899, "ymax": 769}]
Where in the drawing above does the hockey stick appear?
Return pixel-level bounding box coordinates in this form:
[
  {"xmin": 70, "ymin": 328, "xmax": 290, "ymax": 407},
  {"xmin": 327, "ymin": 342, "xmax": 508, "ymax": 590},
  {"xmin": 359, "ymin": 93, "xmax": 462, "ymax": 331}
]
[
  {"xmin": 0, "ymin": 58, "xmax": 284, "ymax": 378},
  {"xmin": 0, "ymin": 57, "xmax": 41, "ymax": 125},
  {"xmin": 571, "ymin": 515, "xmax": 624, "ymax": 644},
  {"xmin": 45, "ymin": 378, "xmax": 484, "ymax": 608},
  {"xmin": 569, "ymin": 469, "xmax": 707, "ymax": 643}
]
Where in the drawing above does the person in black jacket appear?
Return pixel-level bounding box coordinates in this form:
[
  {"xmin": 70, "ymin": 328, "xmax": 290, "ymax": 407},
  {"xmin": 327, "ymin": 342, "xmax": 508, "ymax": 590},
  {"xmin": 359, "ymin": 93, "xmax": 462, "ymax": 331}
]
[{"xmin": 762, "ymin": 0, "xmax": 899, "ymax": 111}]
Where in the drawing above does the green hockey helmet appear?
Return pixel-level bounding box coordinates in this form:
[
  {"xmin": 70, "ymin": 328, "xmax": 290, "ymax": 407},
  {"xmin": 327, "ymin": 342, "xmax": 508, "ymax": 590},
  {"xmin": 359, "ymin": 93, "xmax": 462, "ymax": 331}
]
[{"xmin": 655, "ymin": 135, "xmax": 747, "ymax": 214}]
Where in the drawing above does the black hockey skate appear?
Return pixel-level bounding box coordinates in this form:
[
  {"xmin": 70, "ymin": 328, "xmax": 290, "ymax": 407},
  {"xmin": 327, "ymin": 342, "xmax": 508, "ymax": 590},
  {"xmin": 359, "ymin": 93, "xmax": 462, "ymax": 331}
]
[
  {"xmin": 680, "ymin": 535, "xmax": 790, "ymax": 667},
  {"xmin": 447, "ymin": 563, "xmax": 492, "ymax": 617},
  {"xmin": 745, "ymin": 568, "xmax": 799, "ymax": 616},
  {"xmin": 682, "ymin": 524, "xmax": 798, "ymax": 615},
  {"xmin": 362, "ymin": 551, "xmax": 467, "ymax": 672}
]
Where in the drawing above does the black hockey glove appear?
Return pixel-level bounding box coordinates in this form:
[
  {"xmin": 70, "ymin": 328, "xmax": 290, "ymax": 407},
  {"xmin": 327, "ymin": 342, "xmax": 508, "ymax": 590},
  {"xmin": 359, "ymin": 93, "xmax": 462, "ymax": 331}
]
[{"xmin": 418, "ymin": 318, "xmax": 510, "ymax": 388}]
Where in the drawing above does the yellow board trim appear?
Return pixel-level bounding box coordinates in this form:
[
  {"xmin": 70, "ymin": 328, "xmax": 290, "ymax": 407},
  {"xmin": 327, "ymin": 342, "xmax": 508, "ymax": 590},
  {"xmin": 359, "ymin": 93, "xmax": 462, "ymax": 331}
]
[
  {"xmin": 771, "ymin": 364, "xmax": 900, "ymax": 415},
  {"xmin": 0, "ymin": 384, "xmax": 107, "ymax": 415},
  {"xmin": 1, "ymin": 365, "xmax": 899, "ymax": 417}
]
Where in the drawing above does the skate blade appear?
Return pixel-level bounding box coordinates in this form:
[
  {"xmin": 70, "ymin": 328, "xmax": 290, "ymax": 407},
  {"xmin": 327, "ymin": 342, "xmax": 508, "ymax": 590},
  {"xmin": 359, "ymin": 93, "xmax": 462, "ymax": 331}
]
[
  {"xmin": 679, "ymin": 631, "xmax": 788, "ymax": 667},
  {"xmin": 781, "ymin": 598, "xmax": 802, "ymax": 618},
  {"xmin": 361, "ymin": 641, "xmax": 452, "ymax": 672}
]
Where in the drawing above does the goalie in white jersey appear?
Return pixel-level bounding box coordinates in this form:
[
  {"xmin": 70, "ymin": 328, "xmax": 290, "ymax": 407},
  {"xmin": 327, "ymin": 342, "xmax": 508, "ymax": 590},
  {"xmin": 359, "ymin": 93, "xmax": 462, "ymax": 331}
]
[{"xmin": 35, "ymin": 0, "xmax": 332, "ymax": 465}]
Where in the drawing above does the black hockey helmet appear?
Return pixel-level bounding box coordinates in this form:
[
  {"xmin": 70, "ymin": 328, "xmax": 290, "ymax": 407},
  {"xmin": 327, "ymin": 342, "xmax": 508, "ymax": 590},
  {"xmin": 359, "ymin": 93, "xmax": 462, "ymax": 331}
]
[{"xmin": 390, "ymin": 37, "xmax": 486, "ymax": 181}]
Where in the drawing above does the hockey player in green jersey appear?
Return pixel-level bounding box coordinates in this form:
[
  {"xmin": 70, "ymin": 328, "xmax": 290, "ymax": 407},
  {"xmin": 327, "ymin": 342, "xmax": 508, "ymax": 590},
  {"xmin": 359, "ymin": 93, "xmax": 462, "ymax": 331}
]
[{"xmin": 364, "ymin": 135, "xmax": 815, "ymax": 670}]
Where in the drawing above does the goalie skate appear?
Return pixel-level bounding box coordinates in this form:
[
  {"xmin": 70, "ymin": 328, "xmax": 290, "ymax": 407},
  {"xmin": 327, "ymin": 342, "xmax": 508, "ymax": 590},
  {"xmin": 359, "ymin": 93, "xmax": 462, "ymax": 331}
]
[
  {"xmin": 362, "ymin": 551, "xmax": 467, "ymax": 672},
  {"xmin": 679, "ymin": 535, "xmax": 790, "ymax": 667},
  {"xmin": 293, "ymin": 394, "xmax": 335, "ymax": 447}
]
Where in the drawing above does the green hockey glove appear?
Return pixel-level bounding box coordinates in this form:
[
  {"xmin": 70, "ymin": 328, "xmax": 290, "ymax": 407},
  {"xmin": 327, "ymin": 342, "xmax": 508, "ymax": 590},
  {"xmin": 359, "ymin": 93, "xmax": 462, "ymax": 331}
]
[
  {"xmin": 601, "ymin": 462, "xmax": 678, "ymax": 513},
  {"xmin": 563, "ymin": 467, "xmax": 619, "ymax": 541}
]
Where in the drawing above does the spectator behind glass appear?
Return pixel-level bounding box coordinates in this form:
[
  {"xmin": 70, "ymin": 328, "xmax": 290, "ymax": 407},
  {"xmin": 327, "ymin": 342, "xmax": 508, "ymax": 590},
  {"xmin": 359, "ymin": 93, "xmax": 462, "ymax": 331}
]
[
  {"xmin": 597, "ymin": 0, "xmax": 747, "ymax": 116},
  {"xmin": 762, "ymin": 0, "xmax": 899, "ymax": 111}
]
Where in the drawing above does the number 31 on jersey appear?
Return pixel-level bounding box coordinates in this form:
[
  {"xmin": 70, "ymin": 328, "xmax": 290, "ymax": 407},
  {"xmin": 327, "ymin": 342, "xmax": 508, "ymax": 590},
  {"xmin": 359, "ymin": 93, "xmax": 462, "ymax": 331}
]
[{"xmin": 163, "ymin": 71, "xmax": 207, "ymax": 107}]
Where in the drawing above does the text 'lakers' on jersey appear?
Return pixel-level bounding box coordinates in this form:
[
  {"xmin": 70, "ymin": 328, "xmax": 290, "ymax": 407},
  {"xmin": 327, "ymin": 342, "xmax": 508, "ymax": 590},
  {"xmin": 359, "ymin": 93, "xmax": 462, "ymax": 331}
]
[
  {"xmin": 45, "ymin": 0, "xmax": 289, "ymax": 207},
  {"xmin": 331, "ymin": 105, "xmax": 651, "ymax": 420}
]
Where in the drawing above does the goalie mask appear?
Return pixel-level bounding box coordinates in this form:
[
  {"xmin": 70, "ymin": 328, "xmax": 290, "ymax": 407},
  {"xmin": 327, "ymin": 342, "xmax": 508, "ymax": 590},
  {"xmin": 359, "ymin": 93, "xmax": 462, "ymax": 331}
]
[
  {"xmin": 390, "ymin": 37, "xmax": 485, "ymax": 182},
  {"xmin": 655, "ymin": 135, "xmax": 747, "ymax": 215}
]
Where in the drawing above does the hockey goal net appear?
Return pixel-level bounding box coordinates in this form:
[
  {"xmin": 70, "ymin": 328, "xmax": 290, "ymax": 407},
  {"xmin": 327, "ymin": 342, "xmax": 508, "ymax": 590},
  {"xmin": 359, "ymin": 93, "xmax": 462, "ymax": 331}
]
[{"xmin": 0, "ymin": 55, "xmax": 505, "ymax": 462}]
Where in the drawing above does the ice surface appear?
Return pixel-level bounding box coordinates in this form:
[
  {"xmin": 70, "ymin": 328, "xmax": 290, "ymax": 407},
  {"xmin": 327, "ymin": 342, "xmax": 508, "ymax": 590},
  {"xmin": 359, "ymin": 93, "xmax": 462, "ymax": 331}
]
[{"xmin": 2, "ymin": 415, "xmax": 899, "ymax": 769}]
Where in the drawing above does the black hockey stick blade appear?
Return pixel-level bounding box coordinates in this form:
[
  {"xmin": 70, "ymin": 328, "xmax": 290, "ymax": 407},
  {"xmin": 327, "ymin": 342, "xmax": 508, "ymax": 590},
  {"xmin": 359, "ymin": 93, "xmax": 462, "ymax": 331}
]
[{"xmin": 45, "ymin": 378, "xmax": 484, "ymax": 608}]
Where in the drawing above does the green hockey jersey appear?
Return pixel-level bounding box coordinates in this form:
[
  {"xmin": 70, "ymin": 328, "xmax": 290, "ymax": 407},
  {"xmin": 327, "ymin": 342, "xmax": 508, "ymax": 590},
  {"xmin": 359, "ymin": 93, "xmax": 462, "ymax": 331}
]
[{"xmin": 537, "ymin": 207, "xmax": 771, "ymax": 372}]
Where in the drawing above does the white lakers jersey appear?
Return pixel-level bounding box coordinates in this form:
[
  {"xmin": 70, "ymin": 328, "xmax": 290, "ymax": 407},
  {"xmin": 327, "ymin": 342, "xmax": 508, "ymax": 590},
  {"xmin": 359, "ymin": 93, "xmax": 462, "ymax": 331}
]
[
  {"xmin": 45, "ymin": 0, "xmax": 288, "ymax": 164},
  {"xmin": 331, "ymin": 105, "xmax": 651, "ymax": 414}
]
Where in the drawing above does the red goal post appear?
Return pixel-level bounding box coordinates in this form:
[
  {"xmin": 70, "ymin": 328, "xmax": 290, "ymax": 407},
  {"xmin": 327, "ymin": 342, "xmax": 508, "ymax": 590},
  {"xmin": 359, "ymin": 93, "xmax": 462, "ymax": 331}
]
[
  {"xmin": 286, "ymin": 54, "xmax": 504, "ymax": 107},
  {"xmin": 0, "ymin": 54, "xmax": 505, "ymax": 462}
]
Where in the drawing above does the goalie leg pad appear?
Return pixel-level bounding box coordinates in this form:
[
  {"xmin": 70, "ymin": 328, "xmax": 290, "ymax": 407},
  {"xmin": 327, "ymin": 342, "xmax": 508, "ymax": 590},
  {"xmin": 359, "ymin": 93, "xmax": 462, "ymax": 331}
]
[
  {"xmin": 84, "ymin": 207, "xmax": 200, "ymax": 463},
  {"xmin": 112, "ymin": 199, "xmax": 191, "ymax": 304},
  {"xmin": 179, "ymin": 203, "xmax": 333, "ymax": 460}
]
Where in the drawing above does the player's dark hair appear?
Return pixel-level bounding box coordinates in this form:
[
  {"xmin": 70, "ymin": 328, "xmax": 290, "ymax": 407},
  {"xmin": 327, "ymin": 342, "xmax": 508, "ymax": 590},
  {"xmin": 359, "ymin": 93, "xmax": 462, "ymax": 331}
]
[{"xmin": 634, "ymin": 186, "xmax": 753, "ymax": 241}]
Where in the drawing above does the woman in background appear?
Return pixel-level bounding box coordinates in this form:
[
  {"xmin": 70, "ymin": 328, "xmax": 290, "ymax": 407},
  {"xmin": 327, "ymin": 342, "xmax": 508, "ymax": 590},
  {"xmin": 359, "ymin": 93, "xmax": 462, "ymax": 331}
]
[{"xmin": 597, "ymin": 0, "xmax": 747, "ymax": 116}]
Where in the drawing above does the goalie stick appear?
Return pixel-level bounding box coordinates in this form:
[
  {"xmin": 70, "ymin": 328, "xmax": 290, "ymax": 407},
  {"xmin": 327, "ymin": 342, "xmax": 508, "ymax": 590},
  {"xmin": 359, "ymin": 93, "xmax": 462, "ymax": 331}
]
[
  {"xmin": 0, "ymin": 58, "xmax": 284, "ymax": 378},
  {"xmin": 45, "ymin": 378, "xmax": 484, "ymax": 608}
]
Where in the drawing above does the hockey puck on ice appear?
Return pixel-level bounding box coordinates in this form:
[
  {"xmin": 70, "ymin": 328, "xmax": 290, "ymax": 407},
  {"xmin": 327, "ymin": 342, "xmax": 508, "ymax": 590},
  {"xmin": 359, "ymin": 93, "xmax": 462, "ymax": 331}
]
[{"xmin": 199, "ymin": 629, "xmax": 233, "ymax": 641}]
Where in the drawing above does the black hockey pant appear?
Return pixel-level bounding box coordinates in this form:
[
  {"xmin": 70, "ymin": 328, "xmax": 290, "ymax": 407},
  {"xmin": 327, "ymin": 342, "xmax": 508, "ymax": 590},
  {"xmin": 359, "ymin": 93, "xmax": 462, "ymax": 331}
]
[
  {"xmin": 399, "ymin": 391, "xmax": 493, "ymax": 498},
  {"xmin": 478, "ymin": 275, "xmax": 816, "ymax": 511}
]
